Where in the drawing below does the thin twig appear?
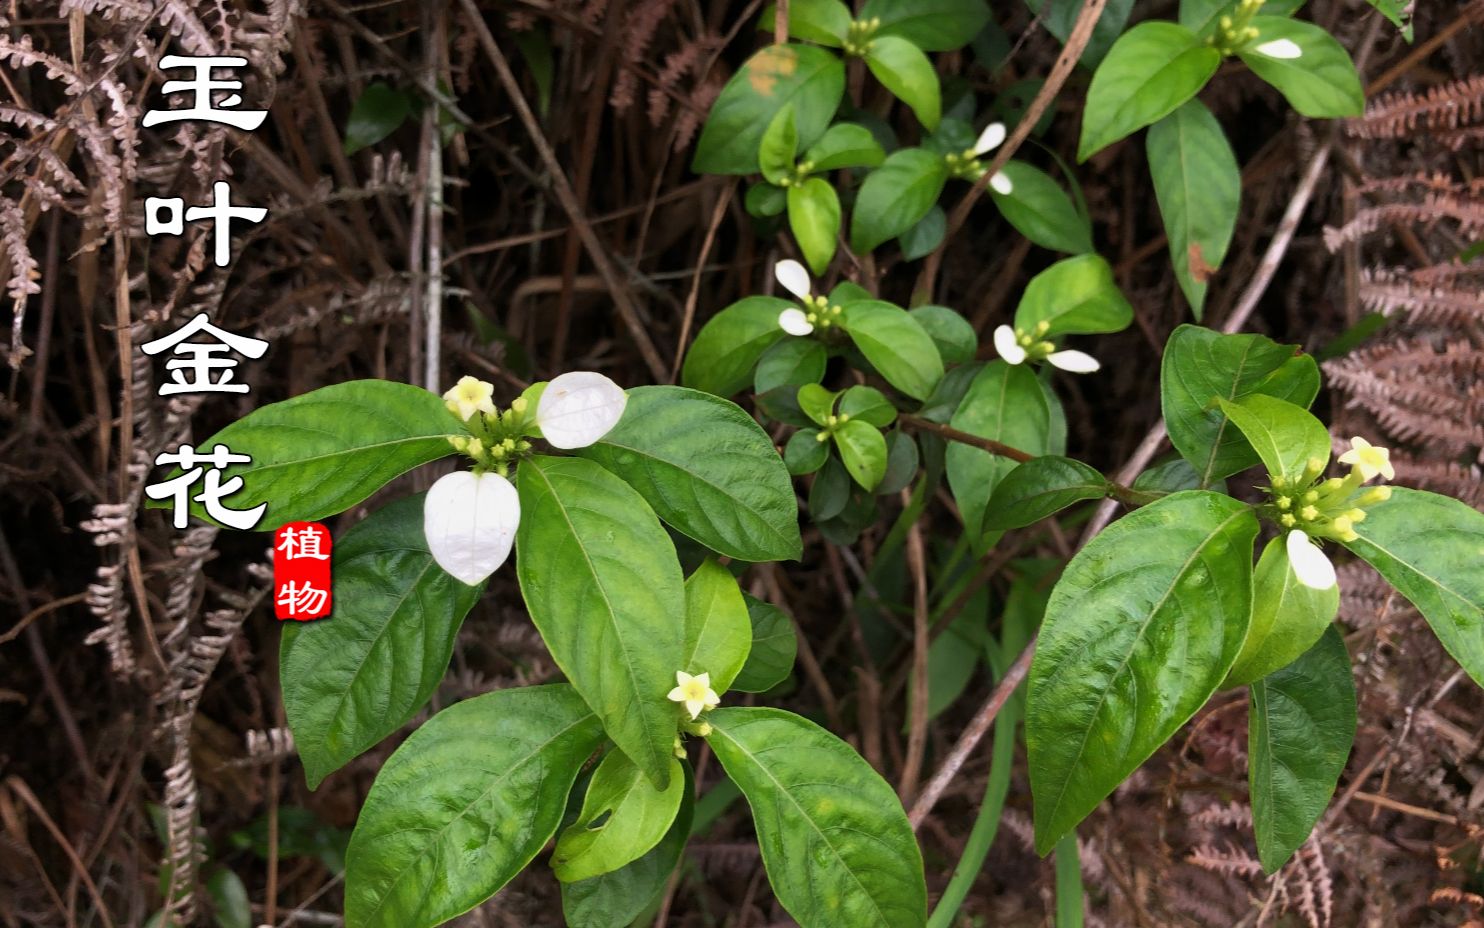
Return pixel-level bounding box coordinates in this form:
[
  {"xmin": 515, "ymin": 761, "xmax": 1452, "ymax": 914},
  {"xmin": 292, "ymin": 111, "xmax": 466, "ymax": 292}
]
[
  {"xmin": 898, "ymin": 505, "xmax": 931, "ymax": 803},
  {"xmin": 673, "ymin": 185, "xmax": 734, "ymax": 382}
]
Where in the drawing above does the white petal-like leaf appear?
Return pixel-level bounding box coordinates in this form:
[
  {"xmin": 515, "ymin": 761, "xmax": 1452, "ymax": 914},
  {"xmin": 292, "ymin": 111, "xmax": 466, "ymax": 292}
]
[
  {"xmin": 1286, "ymin": 530, "xmax": 1337, "ymax": 591},
  {"xmin": 537, "ymin": 371, "xmax": 629, "ymax": 449},
  {"xmin": 774, "ymin": 259, "xmax": 812, "ymax": 301},
  {"xmin": 974, "ymin": 121, "xmax": 1006, "ymax": 155},
  {"xmin": 993, "ymin": 325, "xmax": 1026, "ymax": 364},
  {"xmin": 777, "ymin": 308, "xmax": 815, "ymax": 336},
  {"xmin": 423, "ymin": 471, "xmax": 520, "ymax": 584},
  {"xmin": 1047, "ymin": 349, "xmax": 1100, "ymax": 373}
]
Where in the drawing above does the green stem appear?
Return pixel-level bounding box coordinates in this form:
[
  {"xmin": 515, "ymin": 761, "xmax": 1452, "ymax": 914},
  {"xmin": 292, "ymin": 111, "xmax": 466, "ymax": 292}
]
[{"xmin": 1054, "ymin": 831, "xmax": 1084, "ymax": 928}]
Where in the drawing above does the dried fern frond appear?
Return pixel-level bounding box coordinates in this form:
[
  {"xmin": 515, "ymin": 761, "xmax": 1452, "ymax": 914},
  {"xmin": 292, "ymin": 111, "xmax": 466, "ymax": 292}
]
[
  {"xmin": 1358, "ymin": 266, "xmax": 1484, "ymax": 324},
  {"xmin": 1348, "ymin": 73, "xmax": 1484, "ymax": 140}
]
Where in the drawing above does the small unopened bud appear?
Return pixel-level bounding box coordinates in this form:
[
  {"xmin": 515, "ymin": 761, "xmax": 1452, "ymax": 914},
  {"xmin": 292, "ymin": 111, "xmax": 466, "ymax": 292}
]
[
  {"xmin": 510, "ymin": 397, "xmax": 528, "ymax": 415},
  {"xmin": 1300, "ymin": 505, "xmax": 1319, "ymax": 521},
  {"xmin": 695, "ymin": 721, "xmax": 713, "ymax": 737},
  {"xmin": 1276, "ymin": 496, "xmax": 1291, "ymax": 511},
  {"xmin": 1280, "ymin": 513, "xmax": 1297, "ymax": 528},
  {"xmin": 449, "ymin": 435, "xmax": 469, "ymax": 451},
  {"xmin": 1359, "ymin": 486, "xmax": 1393, "ymax": 505}
]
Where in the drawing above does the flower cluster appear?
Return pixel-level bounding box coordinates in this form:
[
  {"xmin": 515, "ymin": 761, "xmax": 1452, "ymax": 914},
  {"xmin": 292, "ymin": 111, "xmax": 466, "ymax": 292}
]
[
  {"xmin": 774, "ymin": 259, "xmax": 843, "ymax": 336},
  {"xmin": 945, "ymin": 121, "xmax": 1013, "ymax": 195},
  {"xmin": 1271, "ymin": 437, "xmax": 1395, "ymax": 590},
  {"xmin": 667, "ymin": 670, "xmax": 722, "ymax": 750},
  {"xmin": 1209, "ymin": 0, "xmax": 1302, "ymax": 59},
  {"xmin": 993, "ymin": 321, "xmax": 1100, "ymax": 373}
]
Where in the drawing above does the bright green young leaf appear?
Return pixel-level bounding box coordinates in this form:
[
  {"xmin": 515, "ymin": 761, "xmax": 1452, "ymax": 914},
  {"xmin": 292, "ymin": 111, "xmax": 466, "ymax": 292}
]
[
  {"xmin": 1344, "ymin": 488, "xmax": 1484, "ymax": 689},
  {"xmin": 1361, "ymin": 0, "xmax": 1413, "ymax": 40},
  {"xmin": 1027, "ymin": 491, "xmax": 1259, "ymax": 854},
  {"xmin": 834, "ymin": 419, "xmax": 889, "ymax": 490},
  {"xmin": 861, "ymin": 0, "xmax": 991, "ymax": 51},
  {"xmin": 344, "ymin": 685, "xmax": 604, "ymax": 928},
  {"xmin": 1025, "ymin": 0, "xmax": 1136, "ymax": 65},
  {"xmin": 983, "ymin": 456, "xmax": 1108, "ymax": 531},
  {"xmin": 1013, "ymin": 254, "xmax": 1132, "ymax": 338},
  {"xmin": 707, "ymin": 708, "xmax": 929, "ymax": 927},
  {"xmin": 681, "ymin": 296, "xmax": 791, "ymax": 396},
  {"xmin": 763, "ymin": 0, "xmax": 853, "ymax": 46},
  {"xmin": 682, "ymin": 558, "xmax": 753, "ymax": 694},
  {"xmin": 1216, "ymin": 394, "xmax": 1331, "ymax": 483},
  {"xmin": 843, "ymin": 300, "xmax": 945, "ymax": 399},
  {"xmin": 281, "ymin": 494, "xmax": 484, "ymax": 789},
  {"xmin": 947, "ymin": 361, "xmax": 1054, "ymax": 545},
  {"xmin": 910, "ymin": 304, "xmax": 977, "ymax": 364},
  {"xmin": 898, "ymin": 205, "xmax": 947, "ymax": 261},
  {"xmin": 1147, "ymin": 99, "xmax": 1240, "ymax": 318},
  {"xmin": 693, "ymin": 44, "xmax": 845, "ymax": 174},
  {"xmin": 1249, "ymin": 626, "xmax": 1355, "ymax": 872},
  {"xmin": 1161, "ymin": 325, "xmax": 1321, "ymax": 485},
  {"xmin": 788, "ymin": 177, "xmax": 842, "ymax": 275},
  {"xmin": 733, "ymin": 595, "xmax": 798, "ymax": 692},
  {"xmin": 785, "ymin": 428, "xmax": 831, "ymax": 475},
  {"xmin": 865, "ymin": 36, "xmax": 942, "ymax": 130},
  {"xmin": 579, "ymin": 386, "xmax": 802, "ymax": 563},
  {"xmin": 516, "ymin": 457, "xmax": 686, "ymax": 789},
  {"xmin": 159, "ymin": 380, "xmax": 461, "ymax": 531},
  {"xmin": 990, "ymin": 161, "xmax": 1094, "ymax": 255},
  {"xmin": 1225, "ymin": 536, "xmax": 1339, "ymax": 687},
  {"xmin": 344, "ymin": 83, "xmax": 413, "ymax": 154},
  {"xmin": 759, "ymin": 103, "xmax": 800, "ymax": 185},
  {"xmin": 755, "ymin": 336, "xmax": 827, "ymax": 394},
  {"xmin": 553, "ymin": 750, "xmax": 686, "ymax": 883},
  {"xmin": 803, "ymin": 122, "xmax": 887, "ymax": 171},
  {"xmin": 1077, "ymin": 22, "xmax": 1221, "ymax": 163},
  {"xmin": 798, "ymin": 382, "xmax": 839, "ymax": 426},
  {"xmin": 849, "ymin": 148, "xmax": 949, "ymax": 253},
  {"xmin": 840, "ymin": 385, "xmax": 897, "ymax": 426},
  {"xmin": 1239, "ymin": 18, "xmax": 1364, "ymax": 118}
]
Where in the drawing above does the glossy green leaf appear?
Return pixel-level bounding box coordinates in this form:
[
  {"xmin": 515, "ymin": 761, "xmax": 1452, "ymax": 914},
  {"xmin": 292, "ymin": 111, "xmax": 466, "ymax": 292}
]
[
  {"xmin": 861, "ymin": 0, "xmax": 991, "ymax": 50},
  {"xmin": 1077, "ymin": 22, "xmax": 1220, "ymax": 163},
  {"xmin": 1361, "ymin": 0, "xmax": 1413, "ymax": 40},
  {"xmin": 759, "ymin": 103, "xmax": 800, "ymax": 185},
  {"xmin": 756, "ymin": 336, "xmax": 827, "ymax": 394},
  {"xmin": 734, "ymin": 595, "xmax": 798, "ymax": 692},
  {"xmin": 1013, "ymin": 254, "xmax": 1132, "ymax": 338},
  {"xmin": 983, "ymin": 456, "xmax": 1107, "ymax": 531},
  {"xmin": 947, "ymin": 361, "xmax": 1054, "ymax": 544},
  {"xmin": 1249, "ymin": 626, "xmax": 1355, "ymax": 872},
  {"xmin": 746, "ymin": 181, "xmax": 788, "ymax": 218},
  {"xmin": 1344, "ymin": 488, "xmax": 1484, "ymax": 689},
  {"xmin": 1239, "ymin": 18, "xmax": 1364, "ymax": 118},
  {"xmin": 516, "ymin": 457, "xmax": 686, "ymax": 788},
  {"xmin": 1225, "ymin": 536, "xmax": 1339, "ymax": 687},
  {"xmin": 850, "ymin": 148, "xmax": 949, "ymax": 253},
  {"xmin": 1147, "ymin": 99, "xmax": 1240, "ymax": 318},
  {"xmin": 1027, "ymin": 491, "xmax": 1259, "ymax": 853},
  {"xmin": 803, "ymin": 122, "xmax": 887, "ymax": 171},
  {"xmin": 1025, "ymin": 0, "xmax": 1136, "ymax": 65},
  {"xmin": 865, "ymin": 36, "xmax": 941, "ymax": 130},
  {"xmin": 578, "ymin": 386, "xmax": 802, "ymax": 562},
  {"xmin": 553, "ymin": 750, "xmax": 686, "ymax": 883},
  {"xmin": 763, "ymin": 0, "xmax": 853, "ymax": 46},
  {"xmin": 162, "ymin": 380, "xmax": 462, "ymax": 531},
  {"xmin": 707, "ymin": 707, "xmax": 929, "ymax": 927},
  {"xmin": 835, "ymin": 419, "xmax": 889, "ymax": 490},
  {"xmin": 809, "ymin": 456, "xmax": 851, "ymax": 521},
  {"xmin": 990, "ymin": 161, "xmax": 1094, "ymax": 255},
  {"xmin": 344, "ymin": 83, "xmax": 413, "ymax": 154},
  {"xmin": 788, "ymin": 177, "xmax": 842, "ymax": 275},
  {"xmin": 681, "ymin": 297, "xmax": 791, "ymax": 397},
  {"xmin": 693, "ymin": 44, "xmax": 845, "ymax": 174},
  {"xmin": 785, "ymin": 428, "xmax": 831, "ymax": 475},
  {"xmin": 282, "ymin": 494, "xmax": 484, "ymax": 789},
  {"xmin": 910, "ymin": 304, "xmax": 976, "ymax": 364},
  {"xmin": 798, "ymin": 382, "xmax": 838, "ymax": 426},
  {"xmin": 876, "ymin": 430, "xmax": 920, "ymax": 496},
  {"xmin": 1161, "ymin": 325, "xmax": 1321, "ymax": 485},
  {"xmin": 1216, "ymin": 394, "xmax": 1331, "ymax": 483},
  {"xmin": 843, "ymin": 300, "xmax": 945, "ymax": 399},
  {"xmin": 898, "ymin": 205, "xmax": 947, "ymax": 261},
  {"xmin": 344, "ymin": 685, "xmax": 605, "ymax": 928},
  {"xmin": 682, "ymin": 558, "xmax": 753, "ymax": 694},
  {"xmin": 839, "ymin": 385, "xmax": 897, "ymax": 427}
]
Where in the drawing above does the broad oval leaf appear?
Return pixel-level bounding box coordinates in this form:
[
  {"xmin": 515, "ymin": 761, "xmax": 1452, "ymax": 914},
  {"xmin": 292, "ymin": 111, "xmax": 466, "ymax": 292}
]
[
  {"xmin": 282, "ymin": 494, "xmax": 484, "ymax": 789},
  {"xmin": 733, "ymin": 595, "xmax": 798, "ymax": 692},
  {"xmin": 344, "ymin": 83, "xmax": 413, "ymax": 154},
  {"xmin": 1216, "ymin": 394, "xmax": 1332, "ymax": 483},
  {"xmin": 707, "ymin": 707, "xmax": 928, "ymax": 927},
  {"xmin": 860, "ymin": 0, "xmax": 991, "ymax": 51},
  {"xmin": 755, "ymin": 337, "xmax": 827, "ymax": 394},
  {"xmin": 788, "ymin": 177, "xmax": 841, "ymax": 275},
  {"xmin": 682, "ymin": 558, "xmax": 753, "ymax": 693},
  {"xmin": 834, "ymin": 419, "xmax": 888, "ymax": 490},
  {"xmin": 1027, "ymin": 491, "xmax": 1259, "ymax": 854},
  {"xmin": 577, "ymin": 385, "xmax": 803, "ymax": 562},
  {"xmin": 990, "ymin": 161, "xmax": 1094, "ymax": 255},
  {"xmin": 759, "ymin": 104, "xmax": 800, "ymax": 186},
  {"xmin": 983, "ymin": 456, "xmax": 1107, "ymax": 531},
  {"xmin": 1225, "ymin": 536, "xmax": 1338, "ymax": 687},
  {"xmin": 1013, "ymin": 254, "xmax": 1132, "ymax": 338},
  {"xmin": 552, "ymin": 750, "xmax": 686, "ymax": 883},
  {"xmin": 693, "ymin": 44, "xmax": 845, "ymax": 175},
  {"xmin": 803, "ymin": 122, "xmax": 886, "ymax": 171},
  {"xmin": 1343, "ymin": 487, "xmax": 1484, "ymax": 688},
  {"xmin": 681, "ymin": 296, "xmax": 792, "ymax": 397},
  {"xmin": 843, "ymin": 300, "xmax": 945, "ymax": 400},
  {"xmin": 1249, "ymin": 626, "xmax": 1355, "ymax": 872},
  {"xmin": 763, "ymin": 0, "xmax": 853, "ymax": 46},
  {"xmin": 785, "ymin": 428, "xmax": 831, "ymax": 475},
  {"xmin": 1077, "ymin": 22, "xmax": 1220, "ymax": 163},
  {"xmin": 864, "ymin": 35, "xmax": 941, "ymax": 130},
  {"xmin": 946, "ymin": 361, "xmax": 1054, "ymax": 545},
  {"xmin": 898, "ymin": 204, "xmax": 947, "ymax": 261},
  {"xmin": 1147, "ymin": 99, "xmax": 1239, "ymax": 319},
  {"xmin": 849, "ymin": 148, "xmax": 949, "ymax": 254},
  {"xmin": 839, "ymin": 385, "xmax": 897, "ymax": 427},
  {"xmin": 909, "ymin": 304, "xmax": 976, "ymax": 364},
  {"xmin": 516, "ymin": 456, "xmax": 687, "ymax": 788},
  {"xmin": 344, "ymin": 685, "xmax": 604, "ymax": 928},
  {"xmin": 1239, "ymin": 17, "xmax": 1364, "ymax": 119}
]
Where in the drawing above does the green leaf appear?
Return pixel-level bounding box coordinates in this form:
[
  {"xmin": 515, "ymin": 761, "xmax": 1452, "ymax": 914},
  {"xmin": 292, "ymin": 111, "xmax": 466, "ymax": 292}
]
[
  {"xmin": 579, "ymin": 386, "xmax": 802, "ymax": 562},
  {"xmin": 809, "ymin": 456, "xmax": 851, "ymax": 521},
  {"xmin": 1179, "ymin": 0, "xmax": 1306, "ymax": 37},
  {"xmin": 344, "ymin": 685, "xmax": 605, "ymax": 928},
  {"xmin": 516, "ymin": 457, "xmax": 686, "ymax": 789},
  {"xmin": 1147, "ymin": 100, "xmax": 1240, "ymax": 318},
  {"xmin": 1013, "ymin": 254, "xmax": 1132, "ymax": 339},
  {"xmin": 1077, "ymin": 22, "xmax": 1221, "ymax": 163},
  {"xmin": 682, "ymin": 559, "xmax": 753, "ymax": 693},
  {"xmin": 990, "ymin": 161, "xmax": 1094, "ymax": 255},
  {"xmin": 734, "ymin": 595, "xmax": 798, "ymax": 692},
  {"xmin": 1239, "ymin": 18, "xmax": 1364, "ymax": 118},
  {"xmin": 788, "ymin": 177, "xmax": 842, "ymax": 275},
  {"xmin": 1225, "ymin": 536, "xmax": 1339, "ymax": 687},
  {"xmin": 877, "ymin": 430, "xmax": 921, "ymax": 496},
  {"xmin": 849, "ymin": 148, "xmax": 949, "ymax": 253},
  {"xmin": 946, "ymin": 361, "xmax": 1054, "ymax": 544},
  {"xmin": 785, "ymin": 428, "xmax": 831, "ymax": 475},
  {"xmin": 1344, "ymin": 488, "xmax": 1484, "ymax": 689},
  {"xmin": 839, "ymin": 385, "xmax": 897, "ymax": 426},
  {"xmin": 983, "ymin": 456, "xmax": 1107, "ymax": 531},
  {"xmin": 1025, "ymin": 0, "xmax": 1136, "ymax": 65},
  {"xmin": 865, "ymin": 36, "xmax": 942, "ymax": 130},
  {"xmin": 553, "ymin": 750, "xmax": 686, "ymax": 883},
  {"xmin": 681, "ymin": 297, "xmax": 791, "ymax": 397},
  {"xmin": 898, "ymin": 205, "xmax": 947, "ymax": 261},
  {"xmin": 206, "ymin": 869, "xmax": 251, "ymax": 928},
  {"xmin": 707, "ymin": 708, "xmax": 929, "ymax": 927},
  {"xmin": 159, "ymin": 380, "xmax": 461, "ymax": 531},
  {"xmin": 861, "ymin": 0, "xmax": 991, "ymax": 51},
  {"xmin": 1132, "ymin": 456, "xmax": 1212, "ymax": 496},
  {"xmin": 834, "ymin": 419, "xmax": 889, "ymax": 490},
  {"xmin": 798, "ymin": 382, "xmax": 839, "ymax": 426},
  {"xmin": 759, "ymin": 103, "xmax": 800, "ymax": 185},
  {"xmin": 746, "ymin": 181, "xmax": 788, "ymax": 218},
  {"xmin": 755, "ymin": 336, "xmax": 827, "ymax": 394},
  {"xmin": 843, "ymin": 300, "xmax": 945, "ymax": 399},
  {"xmin": 1249, "ymin": 626, "xmax": 1355, "ymax": 872},
  {"xmin": 910, "ymin": 304, "xmax": 977, "ymax": 364},
  {"xmin": 1361, "ymin": 0, "xmax": 1413, "ymax": 41},
  {"xmin": 344, "ymin": 83, "xmax": 413, "ymax": 154},
  {"xmin": 1027, "ymin": 491, "xmax": 1259, "ymax": 853},
  {"xmin": 1216, "ymin": 394, "xmax": 1331, "ymax": 483},
  {"xmin": 763, "ymin": 0, "xmax": 853, "ymax": 46},
  {"xmin": 561, "ymin": 766, "xmax": 695, "ymax": 928},
  {"xmin": 908, "ymin": 602, "xmax": 986, "ymax": 727},
  {"xmin": 693, "ymin": 44, "xmax": 846, "ymax": 174},
  {"xmin": 281, "ymin": 494, "xmax": 484, "ymax": 789},
  {"xmin": 1161, "ymin": 325, "xmax": 1321, "ymax": 485},
  {"xmin": 803, "ymin": 122, "xmax": 886, "ymax": 171}
]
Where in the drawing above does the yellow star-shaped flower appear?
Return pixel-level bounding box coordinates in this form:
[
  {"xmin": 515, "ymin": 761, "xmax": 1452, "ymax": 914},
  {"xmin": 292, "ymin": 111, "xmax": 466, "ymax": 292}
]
[
  {"xmin": 1338, "ymin": 436, "xmax": 1394, "ymax": 483},
  {"xmin": 667, "ymin": 670, "xmax": 720, "ymax": 720},
  {"xmin": 443, "ymin": 376, "xmax": 496, "ymax": 421}
]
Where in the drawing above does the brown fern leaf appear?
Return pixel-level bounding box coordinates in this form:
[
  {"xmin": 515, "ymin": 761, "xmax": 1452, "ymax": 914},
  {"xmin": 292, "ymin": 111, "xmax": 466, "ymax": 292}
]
[
  {"xmin": 1348, "ymin": 73, "xmax": 1484, "ymax": 140},
  {"xmin": 1358, "ymin": 267, "xmax": 1484, "ymax": 324}
]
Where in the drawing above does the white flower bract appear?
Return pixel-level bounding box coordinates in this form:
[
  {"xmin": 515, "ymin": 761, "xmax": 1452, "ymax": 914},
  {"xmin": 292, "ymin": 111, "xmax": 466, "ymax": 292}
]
[
  {"xmin": 993, "ymin": 324, "xmax": 1027, "ymax": 364},
  {"xmin": 778, "ymin": 307, "xmax": 815, "ymax": 336},
  {"xmin": 1286, "ymin": 529, "xmax": 1337, "ymax": 591},
  {"xmin": 973, "ymin": 122, "xmax": 1006, "ymax": 156},
  {"xmin": 774, "ymin": 259, "xmax": 813, "ymax": 302},
  {"xmin": 989, "ymin": 172, "xmax": 1014, "ymax": 195},
  {"xmin": 424, "ymin": 471, "xmax": 521, "ymax": 585},
  {"xmin": 535, "ymin": 371, "xmax": 627, "ymax": 449},
  {"xmin": 1047, "ymin": 349, "xmax": 1100, "ymax": 373},
  {"xmin": 667, "ymin": 670, "xmax": 720, "ymax": 720},
  {"xmin": 1253, "ymin": 38, "xmax": 1302, "ymax": 59}
]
